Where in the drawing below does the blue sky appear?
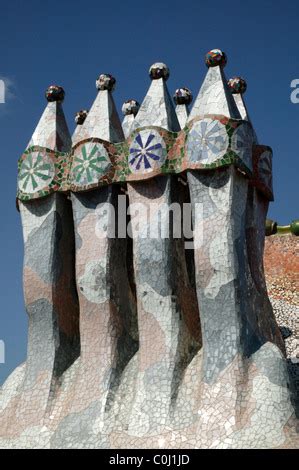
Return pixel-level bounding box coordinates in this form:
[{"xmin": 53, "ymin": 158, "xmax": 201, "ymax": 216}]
[{"xmin": 0, "ymin": 0, "xmax": 298, "ymax": 384}]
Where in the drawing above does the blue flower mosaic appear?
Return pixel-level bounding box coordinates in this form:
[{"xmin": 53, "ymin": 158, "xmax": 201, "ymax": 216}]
[
  {"xmin": 129, "ymin": 130, "xmax": 166, "ymax": 173},
  {"xmin": 186, "ymin": 118, "xmax": 229, "ymax": 164}
]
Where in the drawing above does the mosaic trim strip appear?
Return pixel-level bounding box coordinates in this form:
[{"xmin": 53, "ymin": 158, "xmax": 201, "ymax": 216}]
[{"xmin": 17, "ymin": 116, "xmax": 273, "ymax": 201}]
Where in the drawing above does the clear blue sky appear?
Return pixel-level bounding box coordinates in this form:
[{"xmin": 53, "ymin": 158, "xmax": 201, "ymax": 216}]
[{"xmin": 0, "ymin": 0, "xmax": 298, "ymax": 384}]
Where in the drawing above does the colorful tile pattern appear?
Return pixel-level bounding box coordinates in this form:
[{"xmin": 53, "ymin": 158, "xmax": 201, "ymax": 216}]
[
  {"xmin": 173, "ymin": 87, "xmax": 193, "ymax": 105},
  {"xmin": 128, "ymin": 129, "xmax": 166, "ymax": 174},
  {"xmin": 17, "ymin": 146, "xmax": 69, "ymax": 201},
  {"xmin": 17, "ymin": 117, "xmax": 272, "ymax": 201},
  {"xmin": 186, "ymin": 118, "xmax": 229, "ymax": 163},
  {"xmin": 18, "ymin": 150, "xmax": 55, "ymax": 194},
  {"xmin": 205, "ymin": 49, "xmax": 227, "ymax": 68},
  {"xmin": 71, "ymin": 140, "xmax": 111, "ymax": 186},
  {"xmin": 227, "ymin": 77, "xmax": 247, "ymax": 95}
]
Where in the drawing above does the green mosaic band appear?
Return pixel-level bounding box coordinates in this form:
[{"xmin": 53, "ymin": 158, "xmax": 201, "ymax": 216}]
[{"xmin": 17, "ymin": 116, "xmax": 273, "ymax": 201}]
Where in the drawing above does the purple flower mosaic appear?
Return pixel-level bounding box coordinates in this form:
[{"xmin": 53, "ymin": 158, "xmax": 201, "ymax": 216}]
[{"xmin": 129, "ymin": 130, "xmax": 166, "ymax": 174}]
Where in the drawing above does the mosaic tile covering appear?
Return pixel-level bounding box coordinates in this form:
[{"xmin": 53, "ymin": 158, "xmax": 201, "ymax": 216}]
[
  {"xmin": 188, "ymin": 64, "xmax": 241, "ymax": 121},
  {"xmin": 175, "ymin": 103, "xmax": 189, "ymax": 129},
  {"xmin": 2, "ymin": 50, "xmax": 298, "ymax": 449}
]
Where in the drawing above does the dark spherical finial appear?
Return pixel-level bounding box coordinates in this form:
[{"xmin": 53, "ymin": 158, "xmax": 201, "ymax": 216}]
[
  {"xmin": 75, "ymin": 109, "xmax": 89, "ymax": 125},
  {"xmin": 149, "ymin": 63, "xmax": 170, "ymax": 81},
  {"xmin": 205, "ymin": 49, "xmax": 227, "ymax": 68},
  {"xmin": 96, "ymin": 74, "xmax": 116, "ymax": 91},
  {"xmin": 227, "ymin": 77, "xmax": 247, "ymax": 94},
  {"xmin": 122, "ymin": 99, "xmax": 140, "ymax": 116},
  {"xmin": 45, "ymin": 85, "xmax": 65, "ymax": 102},
  {"xmin": 173, "ymin": 87, "xmax": 193, "ymax": 106}
]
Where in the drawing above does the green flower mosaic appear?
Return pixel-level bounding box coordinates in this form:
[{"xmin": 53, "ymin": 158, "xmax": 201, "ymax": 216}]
[
  {"xmin": 18, "ymin": 151, "xmax": 55, "ymax": 194},
  {"xmin": 71, "ymin": 142, "xmax": 111, "ymax": 186}
]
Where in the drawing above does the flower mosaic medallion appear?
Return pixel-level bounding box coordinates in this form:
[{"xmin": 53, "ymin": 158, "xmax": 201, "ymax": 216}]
[
  {"xmin": 18, "ymin": 150, "xmax": 55, "ymax": 194},
  {"xmin": 258, "ymin": 150, "xmax": 272, "ymax": 190},
  {"xmin": 71, "ymin": 142, "xmax": 111, "ymax": 186},
  {"xmin": 186, "ymin": 118, "xmax": 229, "ymax": 164},
  {"xmin": 129, "ymin": 130, "xmax": 166, "ymax": 174},
  {"xmin": 231, "ymin": 122, "xmax": 254, "ymax": 171}
]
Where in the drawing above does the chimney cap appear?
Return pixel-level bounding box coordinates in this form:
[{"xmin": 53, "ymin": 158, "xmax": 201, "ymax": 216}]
[
  {"xmin": 174, "ymin": 87, "xmax": 193, "ymax": 105},
  {"xmin": 45, "ymin": 85, "xmax": 65, "ymax": 102},
  {"xmin": 149, "ymin": 63, "xmax": 170, "ymax": 81},
  {"xmin": 205, "ymin": 49, "xmax": 227, "ymax": 68},
  {"xmin": 96, "ymin": 74, "xmax": 116, "ymax": 91}
]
